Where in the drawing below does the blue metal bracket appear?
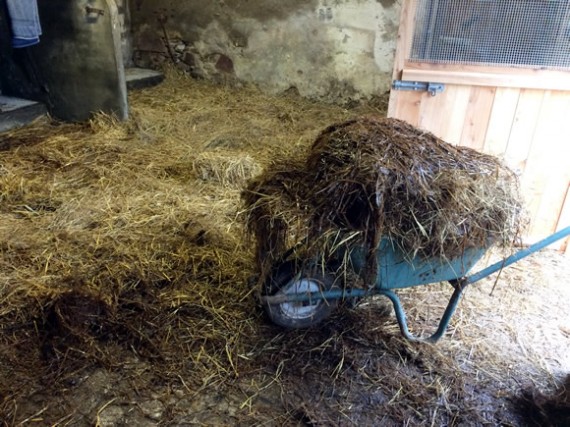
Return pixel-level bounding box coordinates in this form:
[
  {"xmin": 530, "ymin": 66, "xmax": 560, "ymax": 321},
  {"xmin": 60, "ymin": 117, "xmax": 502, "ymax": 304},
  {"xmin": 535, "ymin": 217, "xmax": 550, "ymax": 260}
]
[{"xmin": 392, "ymin": 80, "xmax": 445, "ymax": 96}]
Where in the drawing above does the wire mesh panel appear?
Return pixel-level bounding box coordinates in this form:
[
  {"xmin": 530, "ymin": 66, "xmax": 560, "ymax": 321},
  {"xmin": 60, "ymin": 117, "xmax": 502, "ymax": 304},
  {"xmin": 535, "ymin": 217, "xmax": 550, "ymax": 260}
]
[{"xmin": 410, "ymin": 0, "xmax": 570, "ymax": 69}]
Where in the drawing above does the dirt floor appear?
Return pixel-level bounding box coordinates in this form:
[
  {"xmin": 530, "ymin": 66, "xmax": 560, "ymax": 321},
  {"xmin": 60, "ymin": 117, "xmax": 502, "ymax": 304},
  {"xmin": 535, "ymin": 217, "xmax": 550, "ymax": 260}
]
[{"xmin": 0, "ymin": 71, "xmax": 569, "ymax": 426}]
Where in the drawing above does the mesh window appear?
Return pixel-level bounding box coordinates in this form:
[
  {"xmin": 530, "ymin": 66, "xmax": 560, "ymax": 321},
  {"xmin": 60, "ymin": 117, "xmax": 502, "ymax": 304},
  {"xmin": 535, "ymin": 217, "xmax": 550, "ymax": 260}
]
[{"xmin": 410, "ymin": 0, "xmax": 570, "ymax": 69}]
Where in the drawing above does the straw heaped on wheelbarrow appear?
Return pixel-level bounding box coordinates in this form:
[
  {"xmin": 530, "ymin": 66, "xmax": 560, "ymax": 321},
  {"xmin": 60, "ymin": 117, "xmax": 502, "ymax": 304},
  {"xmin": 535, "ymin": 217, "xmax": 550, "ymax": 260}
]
[{"xmin": 244, "ymin": 116, "xmax": 525, "ymax": 274}]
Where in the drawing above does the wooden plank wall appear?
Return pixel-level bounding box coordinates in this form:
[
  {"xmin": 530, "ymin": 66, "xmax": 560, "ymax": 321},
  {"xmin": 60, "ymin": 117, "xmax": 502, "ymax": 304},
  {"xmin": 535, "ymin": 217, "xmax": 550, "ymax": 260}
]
[{"xmin": 390, "ymin": 85, "xmax": 570, "ymax": 251}]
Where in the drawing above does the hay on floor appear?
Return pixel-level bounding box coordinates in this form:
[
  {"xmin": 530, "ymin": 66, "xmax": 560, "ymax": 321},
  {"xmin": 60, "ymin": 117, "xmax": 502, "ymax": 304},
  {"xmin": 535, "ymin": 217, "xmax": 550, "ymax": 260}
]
[
  {"xmin": 0, "ymin": 69, "xmax": 361, "ymax": 422},
  {"xmin": 0, "ymin": 69, "xmax": 565, "ymax": 426},
  {"xmin": 193, "ymin": 151, "xmax": 261, "ymax": 187}
]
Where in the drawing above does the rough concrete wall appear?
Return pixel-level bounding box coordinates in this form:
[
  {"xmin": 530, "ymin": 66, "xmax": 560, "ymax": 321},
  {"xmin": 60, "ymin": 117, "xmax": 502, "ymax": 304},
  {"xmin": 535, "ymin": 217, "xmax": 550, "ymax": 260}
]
[{"xmin": 129, "ymin": 0, "xmax": 401, "ymax": 102}]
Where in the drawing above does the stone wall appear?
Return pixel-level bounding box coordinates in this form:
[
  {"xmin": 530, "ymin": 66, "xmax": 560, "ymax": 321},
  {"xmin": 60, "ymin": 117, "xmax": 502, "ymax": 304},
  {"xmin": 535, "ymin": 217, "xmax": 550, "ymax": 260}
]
[{"xmin": 128, "ymin": 0, "xmax": 401, "ymax": 103}]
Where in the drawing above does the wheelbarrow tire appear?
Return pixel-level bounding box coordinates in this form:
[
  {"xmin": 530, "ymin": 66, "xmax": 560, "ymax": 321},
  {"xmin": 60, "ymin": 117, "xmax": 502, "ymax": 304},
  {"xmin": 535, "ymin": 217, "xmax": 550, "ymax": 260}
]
[{"xmin": 263, "ymin": 260, "xmax": 338, "ymax": 329}]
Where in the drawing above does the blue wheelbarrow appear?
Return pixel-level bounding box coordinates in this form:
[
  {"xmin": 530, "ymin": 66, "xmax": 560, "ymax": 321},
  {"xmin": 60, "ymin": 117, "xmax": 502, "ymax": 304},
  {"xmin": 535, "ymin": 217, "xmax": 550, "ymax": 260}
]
[{"xmin": 259, "ymin": 226, "xmax": 570, "ymax": 342}]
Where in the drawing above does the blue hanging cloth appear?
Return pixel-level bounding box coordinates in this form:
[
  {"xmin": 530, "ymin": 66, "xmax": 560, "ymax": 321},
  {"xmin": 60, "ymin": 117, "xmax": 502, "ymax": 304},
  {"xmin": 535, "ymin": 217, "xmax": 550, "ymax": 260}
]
[{"xmin": 6, "ymin": 0, "xmax": 42, "ymax": 48}]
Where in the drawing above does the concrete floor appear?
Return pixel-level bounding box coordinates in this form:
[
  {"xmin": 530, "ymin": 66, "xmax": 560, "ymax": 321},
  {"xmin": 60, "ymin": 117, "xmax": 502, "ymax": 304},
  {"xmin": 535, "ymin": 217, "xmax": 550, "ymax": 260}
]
[{"xmin": 0, "ymin": 95, "xmax": 47, "ymax": 133}]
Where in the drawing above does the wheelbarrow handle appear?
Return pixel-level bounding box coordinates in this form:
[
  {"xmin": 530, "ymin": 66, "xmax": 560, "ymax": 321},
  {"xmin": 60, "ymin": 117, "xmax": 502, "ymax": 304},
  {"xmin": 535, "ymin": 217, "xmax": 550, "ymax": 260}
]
[{"xmin": 465, "ymin": 225, "xmax": 570, "ymax": 285}]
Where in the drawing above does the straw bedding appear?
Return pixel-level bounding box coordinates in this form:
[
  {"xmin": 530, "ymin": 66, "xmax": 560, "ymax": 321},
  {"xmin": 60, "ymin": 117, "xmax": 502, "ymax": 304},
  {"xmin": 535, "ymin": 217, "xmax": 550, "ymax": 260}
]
[{"xmin": 0, "ymin": 70, "xmax": 566, "ymax": 426}]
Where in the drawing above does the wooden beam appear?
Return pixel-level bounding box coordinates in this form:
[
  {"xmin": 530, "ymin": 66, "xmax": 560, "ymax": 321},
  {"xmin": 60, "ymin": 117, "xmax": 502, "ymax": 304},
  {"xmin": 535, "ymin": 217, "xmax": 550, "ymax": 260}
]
[
  {"xmin": 387, "ymin": 0, "xmax": 417, "ymax": 118},
  {"xmin": 401, "ymin": 63, "xmax": 570, "ymax": 91}
]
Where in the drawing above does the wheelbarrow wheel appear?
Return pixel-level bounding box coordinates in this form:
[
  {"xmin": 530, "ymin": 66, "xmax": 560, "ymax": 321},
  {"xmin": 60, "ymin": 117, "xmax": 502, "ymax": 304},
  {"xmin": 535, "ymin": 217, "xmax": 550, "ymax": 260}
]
[{"xmin": 262, "ymin": 261, "xmax": 338, "ymax": 329}]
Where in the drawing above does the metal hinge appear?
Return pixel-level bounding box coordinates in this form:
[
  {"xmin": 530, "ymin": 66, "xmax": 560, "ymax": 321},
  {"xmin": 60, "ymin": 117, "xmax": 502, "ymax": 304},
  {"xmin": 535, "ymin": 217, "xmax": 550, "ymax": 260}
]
[{"xmin": 392, "ymin": 80, "xmax": 445, "ymax": 96}]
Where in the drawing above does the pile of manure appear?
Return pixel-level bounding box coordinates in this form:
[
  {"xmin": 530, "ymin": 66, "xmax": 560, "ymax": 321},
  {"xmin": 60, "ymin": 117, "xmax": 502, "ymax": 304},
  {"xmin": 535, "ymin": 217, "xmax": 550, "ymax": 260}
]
[
  {"xmin": 517, "ymin": 374, "xmax": 570, "ymax": 426},
  {"xmin": 243, "ymin": 116, "xmax": 525, "ymax": 279}
]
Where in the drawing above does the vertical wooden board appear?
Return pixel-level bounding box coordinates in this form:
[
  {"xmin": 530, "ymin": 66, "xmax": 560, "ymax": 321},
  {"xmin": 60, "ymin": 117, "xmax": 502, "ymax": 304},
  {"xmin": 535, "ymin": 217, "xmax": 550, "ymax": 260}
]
[
  {"xmin": 387, "ymin": 90, "xmax": 399, "ymax": 119},
  {"xmin": 520, "ymin": 92, "xmax": 567, "ymax": 183},
  {"xmin": 519, "ymin": 91, "xmax": 570, "ymax": 244},
  {"xmin": 416, "ymin": 85, "xmax": 469, "ymax": 143},
  {"xmin": 390, "ymin": 91, "xmax": 423, "ymax": 127},
  {"xmin": 459, "ymin": 86, "xmax": 496, "ymax": 150},
  {"xmin": 416, "ymin": 86, "xmax": 456, "ymax": 139},
  {"xmin": 531, "ymin": 173, "xmax": 569, "ymax": 240},
  {"xmin": 483, "ymin": 87, "xmax": 521, "ymax": 156},
  {"xmin": 391, "ymin": 85, "xmax": 475, "ymax": 147},
  {"xmin": 438, "ymin": 85, "xmax": 471, "ymax": 145},
  {"xmin": 390, "ymin": 0, "xmax": 416, "ymax": 80},
  {"xmin": 503, "ymin": 89, "xmax": 545, "ymax": 174}
]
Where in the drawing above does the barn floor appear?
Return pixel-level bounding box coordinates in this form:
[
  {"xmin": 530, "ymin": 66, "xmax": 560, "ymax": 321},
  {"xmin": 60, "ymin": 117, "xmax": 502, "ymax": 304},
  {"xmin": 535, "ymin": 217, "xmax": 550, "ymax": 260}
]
[{"xmin": 0, "ymin": 70, "xmax": 568, "ymax": 426}]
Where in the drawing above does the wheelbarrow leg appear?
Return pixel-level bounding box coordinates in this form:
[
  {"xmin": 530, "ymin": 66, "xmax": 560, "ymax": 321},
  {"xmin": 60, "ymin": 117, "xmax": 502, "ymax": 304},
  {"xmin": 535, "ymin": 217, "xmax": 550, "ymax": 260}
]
[{"xmin": 382, "ymin": 279, "xmax": 468, "ymax": 343}]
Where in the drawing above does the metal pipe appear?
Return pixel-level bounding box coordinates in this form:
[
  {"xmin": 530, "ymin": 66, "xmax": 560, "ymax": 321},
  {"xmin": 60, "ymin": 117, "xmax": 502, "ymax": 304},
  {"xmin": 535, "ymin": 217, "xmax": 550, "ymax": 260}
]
[
  {"xmin": 260, "ymin": 288, "xmax": 373, "ymax": 305},
  {"xmin": 465, "ymin": 226, "xmax": 570, "ymax": 285}
]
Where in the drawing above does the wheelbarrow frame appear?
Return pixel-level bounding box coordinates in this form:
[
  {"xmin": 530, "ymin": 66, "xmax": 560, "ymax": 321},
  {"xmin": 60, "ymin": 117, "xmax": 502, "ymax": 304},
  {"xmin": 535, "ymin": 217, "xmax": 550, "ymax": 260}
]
[{"xmin": 260, "ymin": 226, "xmax": 570, "ymax": 342}]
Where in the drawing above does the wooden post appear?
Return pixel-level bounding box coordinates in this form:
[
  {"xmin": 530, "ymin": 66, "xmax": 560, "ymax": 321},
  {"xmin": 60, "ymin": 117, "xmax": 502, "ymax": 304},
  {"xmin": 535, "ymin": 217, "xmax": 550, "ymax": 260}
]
[{"xmin": 387, "ymin": 0, "xmax": 417, "ymax": 118}]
